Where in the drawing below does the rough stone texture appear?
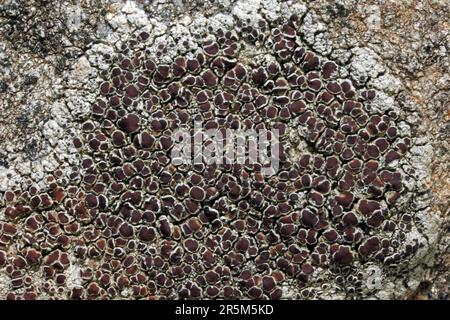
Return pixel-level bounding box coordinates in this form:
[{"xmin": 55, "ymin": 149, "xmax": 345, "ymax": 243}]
[{"xmin": 0, "ymin": 0, "xmax": 447, "ymax": 300}]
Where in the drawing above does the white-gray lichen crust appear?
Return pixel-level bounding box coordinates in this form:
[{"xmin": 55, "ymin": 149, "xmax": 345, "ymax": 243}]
[{"xmin": 0, "ymin": 0, "xmax": 447, "ymax": 300}]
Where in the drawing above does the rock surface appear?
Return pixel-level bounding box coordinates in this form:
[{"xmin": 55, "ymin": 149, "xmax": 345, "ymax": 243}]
[{"xmin": 0, "ymin": 0, "xmax": 447, "ymax": 300}]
